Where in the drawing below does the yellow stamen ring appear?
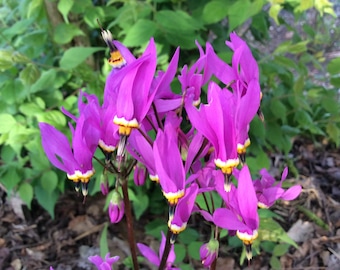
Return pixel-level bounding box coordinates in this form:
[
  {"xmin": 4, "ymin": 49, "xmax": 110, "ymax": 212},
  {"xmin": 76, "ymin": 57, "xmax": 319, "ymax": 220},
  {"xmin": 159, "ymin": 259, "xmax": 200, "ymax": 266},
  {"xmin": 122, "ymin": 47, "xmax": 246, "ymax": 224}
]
[
  {"xmin": 67, "ymin": 169, "xmax": 95, "ymax": 183},
  {"xmin": 236, "ymin": 230, "xmax": 258, "ymax": 245},
  {"xmin": 215, "ymin": 158, "xmax": 239, "ymax": 175},
  {"xmin": 163, "ymin": 189, "xmax": 185, "ymax": 205},
  {"xmin": 114, "ymin": 116, "xmax": 139, "ymax": 136}
]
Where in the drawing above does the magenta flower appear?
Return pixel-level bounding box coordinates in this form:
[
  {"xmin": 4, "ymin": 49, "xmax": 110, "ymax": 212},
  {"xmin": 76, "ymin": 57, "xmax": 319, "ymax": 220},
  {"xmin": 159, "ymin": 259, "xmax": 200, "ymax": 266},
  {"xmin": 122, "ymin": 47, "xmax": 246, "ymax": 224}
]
[
  {"xmin": 186, "ymin": 81, "xmax": 239, "ymax": 178},
  {"xmin": 200, "ymin": 239, "xmax": 219, "ymax": 268},
  {"xmin": 137, "ymin": 231, "xmax": 178, "ymax": 270},
  {"xmin": 107, "ymin": 38, "xmax": 157, "ymax": 136},
  {"xmin": 153, "ymin": 114, "xmax": 185, "ymax": 205},
  {"xmin": 133, "ymin": 164, "xmax": 147, "ymax": 186},
  {"xmin": 168, "ymin": 183, "xmax": 199, "ymax": 235},
  {"xmin": 108, "ymin": 190, "xmax": 125, "ymax": 223},
  {"xmin": 88, "ymin": 253, "xmax": 120, "ymax": 270},
  {"xmin": 254, "ymin": 167, "xmax": 302, "ymax": 208},
  {"xmin": 39, "ymin": 102, "xmax": 100, "ymax": 195},
  {"xmin": 213, "ymin": 165, "xmax": 259, "ymax": 261}
]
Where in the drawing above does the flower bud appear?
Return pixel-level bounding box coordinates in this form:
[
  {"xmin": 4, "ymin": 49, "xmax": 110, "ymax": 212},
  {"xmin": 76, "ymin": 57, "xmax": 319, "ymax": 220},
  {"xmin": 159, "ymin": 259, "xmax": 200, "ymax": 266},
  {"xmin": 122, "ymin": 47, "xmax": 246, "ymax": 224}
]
[
  {"xmin": 200, "ymin": 239, "xmax": 219, "ymax": 268},
  {"xmin": 133, "ymin": 165, "xmax": 147, "ymax": 186},
  {"xmin": 108, "ymin": 190, "xmax": 124, "ymax": 223}
]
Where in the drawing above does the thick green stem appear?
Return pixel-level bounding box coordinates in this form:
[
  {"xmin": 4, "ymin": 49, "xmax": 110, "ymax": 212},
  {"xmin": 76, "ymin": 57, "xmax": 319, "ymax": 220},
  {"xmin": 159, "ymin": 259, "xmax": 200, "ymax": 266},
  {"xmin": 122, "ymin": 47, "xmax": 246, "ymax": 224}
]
[{"xmin": 121, "ymin": 180, "xmax": 139, "ymax": 270}]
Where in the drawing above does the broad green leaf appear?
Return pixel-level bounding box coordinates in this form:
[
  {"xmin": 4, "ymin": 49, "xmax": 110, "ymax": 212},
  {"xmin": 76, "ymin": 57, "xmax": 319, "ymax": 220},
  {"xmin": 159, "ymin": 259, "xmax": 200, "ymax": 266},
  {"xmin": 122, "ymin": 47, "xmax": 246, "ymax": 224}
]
[
  {"xmin": 1, "ymin": 166, "xmax": 21, "ymax": 191},
  {"xmin": 36, "ymin": 110, "xmax": 67, "ymax": 128},
  {"xmin": 100, "ymin": 223, "xmax": 109, "ymax": 258},
  {"xmin": 0, "ymin": 50, "xmax": 14, "ymax": 70},
  {"xmin": 187, "ymin": 241, "xmax": 202, "ymax": 260},
  {"xmin": 19, "ymin": 182, "xmax": 34, "ymax": 209},
  {"xmin": 0, "ymin": 114, "xmax": 17, "ymax": 133},
  {"xmin": 57, "ymin": 0, "xmax": 74, "ymax": 23},
  {"xmin": 41, "ymin": 170, "xmax": 58, "ymax": 194},
  {"xmin": 289, "ymin": 40, "xmax": 309, "ymax": 54},
  {"xmin": 293, "ymin": 76, "xmax": 305, "ymax": 94},
  {"xmin": 294, "ymin": 0, "xmax": 313, "ymax": 13},
  {"xmin": 0, "ymin": 145, "xmax": 16, "ymax": 163},
  {"xmin": 54, "ymin": 23, "xmax": 84, "ymax": 44},
  {"xmin": 270, "ymin": 256, "xmax": 281, "ymax": 270},
  {"xmin": 12, "ymin": 52, "xmax": 30, "ymax": 64},
  {"xmin": 270, "ymin": 99, "xmax": 287, "ymax": 122},
  {"xmin": 326, "ymin": 123, "xmax": 340, "ymax": 147},
  {"xmin": 327, "ymin": 57, "xmax": 340, "ymax": 75},
  {"xmin": 27, "ymin": 0, "xmax": 43, "ymax": 18},
  {"xmin": 31, "ymin": 69, "xmax": 57, "ymax": 93},
  {"xmin": 19, "ymin": 102, "xmax": 43, "ymax": 116},
  {"xmin": 273, "ymin": 243, "xmax": 290, "ymax": 256},
  {"xmin": 228, "ymin": 0, "xmax": 252, "ymax": 32},
  {"xmin": 19, "ymin": 64, "xmax": 40, "ymax": 86},
  {"xmin": 59, "ymin": 47, "xmax": 104, "ymax": 69},
  {"xmin": 144, "ymin": 219, "xmax": 168, "ymax": 239},
  {"xmin": 35, "ymin": 185, "xmax": 58, "ymax": 218},
  {"xmin": 174, "ymin": 243, "xmax": 186, "ymax": 263},
  {"xmin": 178, "ymin": 227, "xmax": 199, "ymax": 244},
  {"xmin": 123, "ymin": 19, "xmax": 157, "ymax": 47},
  {"xmin": 132, "ymin": 191, "xmax": 149, "ymax": 220},
  {"xmin": 84, "ymin": 7, "xmax": 105, "ymax": 28},
  {"xmin": 315, "ymin": 0, "xmax": 336, "ymax": 17},
  {"xmin": 202, "ymin": 1, "xmax": 229, "ymax": 24}
]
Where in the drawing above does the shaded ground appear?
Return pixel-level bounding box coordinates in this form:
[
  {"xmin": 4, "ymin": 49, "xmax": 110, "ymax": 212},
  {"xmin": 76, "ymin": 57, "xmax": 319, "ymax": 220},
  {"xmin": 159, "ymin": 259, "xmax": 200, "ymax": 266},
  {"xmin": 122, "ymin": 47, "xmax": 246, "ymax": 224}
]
[{"xmin": 1, "ymin": 140, "xmax": 340, "ymax": 270}]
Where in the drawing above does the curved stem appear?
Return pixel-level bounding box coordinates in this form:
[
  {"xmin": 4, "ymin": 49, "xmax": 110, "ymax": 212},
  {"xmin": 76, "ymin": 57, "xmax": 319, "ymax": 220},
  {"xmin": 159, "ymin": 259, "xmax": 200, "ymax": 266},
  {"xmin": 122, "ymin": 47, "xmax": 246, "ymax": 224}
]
[{"xmin": 121, "ymin": 180, "xmax": 139, "ymax": 270}]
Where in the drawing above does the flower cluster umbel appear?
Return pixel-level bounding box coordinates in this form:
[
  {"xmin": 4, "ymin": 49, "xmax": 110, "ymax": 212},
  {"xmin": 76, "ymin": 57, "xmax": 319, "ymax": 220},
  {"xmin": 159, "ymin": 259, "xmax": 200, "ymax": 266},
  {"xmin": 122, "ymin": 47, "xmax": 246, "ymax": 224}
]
[{"xmin": 40, "ymin": 29, "xmax": 301, "ymax": 269}]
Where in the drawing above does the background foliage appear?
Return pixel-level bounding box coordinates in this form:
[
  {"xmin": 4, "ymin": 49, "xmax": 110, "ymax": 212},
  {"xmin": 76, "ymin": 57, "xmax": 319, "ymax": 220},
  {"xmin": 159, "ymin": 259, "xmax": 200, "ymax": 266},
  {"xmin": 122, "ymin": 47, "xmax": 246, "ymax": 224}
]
[{"xmin": 0, "ymin": 0, "xmax": 339, "ymax": 267}]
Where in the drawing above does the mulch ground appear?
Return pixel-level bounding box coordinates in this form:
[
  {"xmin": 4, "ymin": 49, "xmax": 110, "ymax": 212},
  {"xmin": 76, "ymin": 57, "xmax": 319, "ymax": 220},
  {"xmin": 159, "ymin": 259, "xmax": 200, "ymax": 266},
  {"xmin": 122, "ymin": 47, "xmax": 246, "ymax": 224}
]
[{"xmin": 1, "ymin": 139, "xmax": 340, "ymax": 270}]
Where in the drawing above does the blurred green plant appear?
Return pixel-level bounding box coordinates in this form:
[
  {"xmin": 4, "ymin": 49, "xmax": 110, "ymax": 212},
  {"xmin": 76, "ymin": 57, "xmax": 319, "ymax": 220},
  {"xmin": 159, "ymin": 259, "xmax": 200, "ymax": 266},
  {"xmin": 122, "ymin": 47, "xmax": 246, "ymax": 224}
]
[{"xmin": 0, "ymin": 0, "xmax": 339, "ymax": 267}]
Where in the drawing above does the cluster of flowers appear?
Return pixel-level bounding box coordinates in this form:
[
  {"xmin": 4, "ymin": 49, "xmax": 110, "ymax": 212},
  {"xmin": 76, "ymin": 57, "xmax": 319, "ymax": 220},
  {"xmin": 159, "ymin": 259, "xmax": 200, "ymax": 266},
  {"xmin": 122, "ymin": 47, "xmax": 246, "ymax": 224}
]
[{"xmin": 41, "ymin": 30, "xmax": 302, "ymax": 269}]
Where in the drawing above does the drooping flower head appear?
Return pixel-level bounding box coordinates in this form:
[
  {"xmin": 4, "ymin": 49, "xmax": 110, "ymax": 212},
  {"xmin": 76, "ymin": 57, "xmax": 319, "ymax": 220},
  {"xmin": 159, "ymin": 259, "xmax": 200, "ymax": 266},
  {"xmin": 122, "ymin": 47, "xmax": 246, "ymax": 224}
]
[
  {"xmin": 88, "ymin": 253, "xmax": 120, "ymax": 270},
  {"xmin": 153, "ymin": 113, "xmax": 185, "ymax": 205},
  {"xmin": 254, "ymin": 167, "xmax": 302, "ymax": 208},
  {"xmin": 213, "ymin": 165, "xmax": 259, "ymax": 261},
  {"xmin": 200, "ymin": 239, "xmax": 219, "ymax": 268},
  {"xmin": 108, "ymin": 190, "xmax": 125, "ymax": 223},
  {"xmin": 137, "ymin": 231, "xmax": 178, "ymax": 270}
]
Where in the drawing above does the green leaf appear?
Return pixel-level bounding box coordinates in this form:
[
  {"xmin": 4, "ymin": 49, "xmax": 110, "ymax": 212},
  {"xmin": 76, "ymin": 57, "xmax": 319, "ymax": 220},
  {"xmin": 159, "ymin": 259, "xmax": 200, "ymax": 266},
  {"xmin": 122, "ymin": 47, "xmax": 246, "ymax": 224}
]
[
  {"xmin": 27, "ymin": 0, "xmax": 43, "ymax": 18},
  {"xmin": 132, "ymin": 190, "xmax": 149, "ymax": 220},
  {"xmin": 326, "ymin": 122, "xmax": 340, "ymax": 147},
  {"xmin": 31, "ymin": 69, "xmax": 57, "ymax": 93},
  {"xmin": 270, "ymin": 255, "xmax": 281, "ymax": 270},
  {"xmin": 174, "ymin": 243, "xmax": 186, "ymax": 263},
  {"xmin": 187, "ymin": 241, "xmax": 202, "ymax": 260},
  {"xmin": 269, "ymin": 3, "xmax": 283, "ymax": 25},
  {"xmin": 202, "ymin": 1, "xmax": 229, "ymax": 24},
  {"xmin": 57, "ymin": 0, "xmax": 74, "ymax": 23},
  {"xmin": 178, "ymin": 227, "xmax": 199, "ymax": 245},
  {"xmin": 1, "ymin": 166, "xmax": 21, "ymax": 191},
  {"xmin": 0, "ymin": 50, "xmax": 14, "ymax": 70},
  {"xmin": 19, "ymin": 102, "xmax": 43, "ymax": 116},
  {"xmin": 100, "ymin": 223, "xmax": 109, "ymax": 258},
  {"xmin": 35, "ymin": 185, "xmax": 58, "ymax": 218},
  {"xmin": 0, "ymin": 114, "xmax": 17, "ymax": 133},
  {"xmin": 84, "ymin": 7, "xmax": 105, "ymax": 28},
  {"xmin": 19, "ymin": 182, "xmax": 34, "ymax": 209},
  {"xmin": 327, "ymin": 57, "xmax": 340, "ymax": 75},
  {"xmin": 273, "ymin": 243, "xmax": 290, "ymax": 257},
  {"xmin": 19, "ymin": 64, "xmax": 40, "ymax": 86},
  {"xmin": 270, "ymin": 99, "xmax": 287, "ymax": 122},
  {"xmin": 228, "ymin": 0, "xmax": 252, "ymax": 32},
  {"xmin": 144, "ymin": 219, "xmax": 168, "ymax": 239},
  {"xmin": 40, "ymin": 170, "xmax": 58, "ymax": 194},
  {"xmin": 36, "ymin": 110, "xmax": 67, "ymax": 128},
  {"xmin": 59, "ymin": 47, "xmax": 104, "ymax": 69},
  {"xmin": 54, "ymin": 23, "xmax": 84, "ymax": 44},
  {"xmin": 123, "ymin": 19, "xmax": 157, "ymax": 47}
]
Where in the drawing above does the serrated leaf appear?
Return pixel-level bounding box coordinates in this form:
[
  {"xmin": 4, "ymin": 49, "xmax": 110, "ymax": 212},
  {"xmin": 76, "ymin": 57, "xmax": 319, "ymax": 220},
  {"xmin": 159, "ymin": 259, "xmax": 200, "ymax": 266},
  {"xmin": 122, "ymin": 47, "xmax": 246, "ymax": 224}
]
[
  {"xmin": 123, "ymin": 19, "xmax": 157, "ymax": 47},
  {"xmin": 31, "ymin": 69, "xmax": 57, "ymax": 93},
  {"xmin": 59, "ymin": 47, "xmax": 104, "ymax": 69},
  {"xmin": 0, "ymin": 114, "xmax": 17, "ymax": 133},
  {"xmin": 41, "ymin": 170, "xmax": 58, "ymax": 194},
  {"xmin": 57, "ymin": 0, "xmax": 74, "ymax": 23},
  {"xmin": 54, "ymin": 23, "xmax": 84, "ymax": 44},
  {"xmin": 19, "ymin": 182, "xmax": 34, "ymax": 209},
  {"xmin": 19, "ymin": 64, "xmax": 40, "ymax": 86},
  {"xmin": 202, "ymin": 1, "xmax": 229, "ymax": 24}
]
